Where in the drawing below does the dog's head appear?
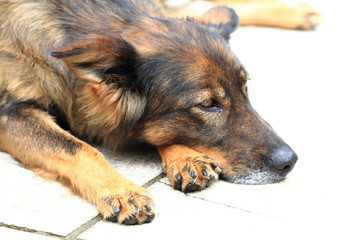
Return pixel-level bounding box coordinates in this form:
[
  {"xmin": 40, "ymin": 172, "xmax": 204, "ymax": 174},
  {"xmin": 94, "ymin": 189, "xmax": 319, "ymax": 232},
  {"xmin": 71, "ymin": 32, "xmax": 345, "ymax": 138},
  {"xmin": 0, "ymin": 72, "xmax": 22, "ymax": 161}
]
[{"xmin": 52, "ymin": 6, "xmax": 297, "ymax": 184}]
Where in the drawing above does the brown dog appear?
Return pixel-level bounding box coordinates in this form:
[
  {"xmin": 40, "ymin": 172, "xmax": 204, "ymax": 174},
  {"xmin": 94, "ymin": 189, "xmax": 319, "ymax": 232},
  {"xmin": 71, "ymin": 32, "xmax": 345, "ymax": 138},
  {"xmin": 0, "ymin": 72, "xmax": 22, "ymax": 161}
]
[{"xmin": 0, "ymin": 0, "xmax": 297, "ymax": 225}]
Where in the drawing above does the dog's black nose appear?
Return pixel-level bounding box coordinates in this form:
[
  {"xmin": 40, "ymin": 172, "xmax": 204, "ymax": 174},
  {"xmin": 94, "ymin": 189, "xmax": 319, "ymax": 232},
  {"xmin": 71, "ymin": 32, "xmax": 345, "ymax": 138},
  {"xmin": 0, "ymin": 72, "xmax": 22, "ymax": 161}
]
[{"xmin": 270, "ymin": 146, "xmax": 298, "ymax": 175}]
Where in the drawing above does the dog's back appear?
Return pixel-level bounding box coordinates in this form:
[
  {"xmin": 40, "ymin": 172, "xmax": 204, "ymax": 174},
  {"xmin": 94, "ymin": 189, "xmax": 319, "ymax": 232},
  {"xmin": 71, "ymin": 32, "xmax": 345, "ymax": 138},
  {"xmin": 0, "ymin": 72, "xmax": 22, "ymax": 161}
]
[{"xmin": 0, "ymin": 0, "xmax": 160, "ymax": 121}]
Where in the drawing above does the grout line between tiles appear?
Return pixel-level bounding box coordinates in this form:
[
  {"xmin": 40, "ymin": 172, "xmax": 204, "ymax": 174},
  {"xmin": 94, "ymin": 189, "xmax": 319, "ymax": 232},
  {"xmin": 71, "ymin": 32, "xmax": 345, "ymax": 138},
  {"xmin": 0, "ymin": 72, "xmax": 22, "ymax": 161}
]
[
  {"xmin": 64, "ymin": 215, "xmax": 102, "ymax": 240},
  {"xmin": 142, "ymin": 172, "xmax": 166, "ymax": 188},
  {"xmin": 188, "ymin": 194, "xmax": 283, "ymax": 220},
  {"xmin": 0, "ymin": 222, "xmax": 64, "ymax": 238},
  {"xmin": 156, "ymin": 180, "xmax": 283, "ymax": 221}
]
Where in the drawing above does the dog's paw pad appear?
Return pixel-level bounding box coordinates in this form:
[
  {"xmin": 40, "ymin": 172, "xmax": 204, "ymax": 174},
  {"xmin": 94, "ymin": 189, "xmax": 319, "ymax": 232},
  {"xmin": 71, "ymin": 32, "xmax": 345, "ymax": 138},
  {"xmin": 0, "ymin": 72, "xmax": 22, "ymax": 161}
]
[
  {"xmin": 99, "ymin": 187, "xmax": 155, "ymax": 225},
  {"xmin": 166, "ymin": 155, "xmax": 220, "ymax": 192}
]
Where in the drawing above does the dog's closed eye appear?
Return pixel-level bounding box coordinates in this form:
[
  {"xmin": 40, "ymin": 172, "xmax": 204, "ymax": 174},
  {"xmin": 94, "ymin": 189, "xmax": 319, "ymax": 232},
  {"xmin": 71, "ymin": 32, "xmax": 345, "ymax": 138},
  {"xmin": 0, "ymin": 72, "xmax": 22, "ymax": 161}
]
[{"xmin": 198, "ymin": 99, "xmax": 222, "ymax": 112}]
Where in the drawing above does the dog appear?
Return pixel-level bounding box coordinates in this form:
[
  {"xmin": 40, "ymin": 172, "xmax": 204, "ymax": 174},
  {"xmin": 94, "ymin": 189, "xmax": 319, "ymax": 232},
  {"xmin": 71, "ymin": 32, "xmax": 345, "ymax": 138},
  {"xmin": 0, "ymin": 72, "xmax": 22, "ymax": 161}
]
[
  {"xmin": 157, "ymin": 0, "xmax": 321, "ymax": 30},
  {"xmin": 0, "ymin": 0, "xmax": 297, "ymax": 225}
]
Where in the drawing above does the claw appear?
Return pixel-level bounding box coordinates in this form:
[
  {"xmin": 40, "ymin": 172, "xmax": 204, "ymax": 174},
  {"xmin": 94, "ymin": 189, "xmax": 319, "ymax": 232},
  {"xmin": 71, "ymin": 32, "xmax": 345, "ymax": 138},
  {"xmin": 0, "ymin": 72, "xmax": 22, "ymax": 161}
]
[
  {"xmin": 175, "ymin": 173, "xmax": 182, "ymax": 181},
  {"xmin": 189, "ymin": 170, "xmax": 197, "ymax": 179},
  {"xmin": 174, "ymin": 173, "xmax": 182, "ymax": 190},
  {"xmin": 210, "ymin": 162, "xmax": 218, "ymax": 169},
  {"xmin": 113, "ymin": 205, "xmax": 120, "ymax": 214}
]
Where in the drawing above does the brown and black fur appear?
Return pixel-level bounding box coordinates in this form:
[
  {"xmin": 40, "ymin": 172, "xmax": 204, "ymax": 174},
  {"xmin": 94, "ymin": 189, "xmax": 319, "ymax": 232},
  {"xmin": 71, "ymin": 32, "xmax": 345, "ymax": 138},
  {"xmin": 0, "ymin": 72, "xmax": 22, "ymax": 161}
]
[{"xmin": 0, "ymin": 0, "xmax": 297, "ymax": 225}]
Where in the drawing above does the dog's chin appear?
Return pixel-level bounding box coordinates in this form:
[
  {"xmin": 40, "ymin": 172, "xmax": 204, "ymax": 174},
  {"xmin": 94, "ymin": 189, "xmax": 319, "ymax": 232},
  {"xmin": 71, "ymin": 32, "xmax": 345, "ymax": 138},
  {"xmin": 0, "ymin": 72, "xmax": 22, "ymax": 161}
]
[{"xmin": 220, "ymin": 170, "xmax": 285, "ymax": 185}]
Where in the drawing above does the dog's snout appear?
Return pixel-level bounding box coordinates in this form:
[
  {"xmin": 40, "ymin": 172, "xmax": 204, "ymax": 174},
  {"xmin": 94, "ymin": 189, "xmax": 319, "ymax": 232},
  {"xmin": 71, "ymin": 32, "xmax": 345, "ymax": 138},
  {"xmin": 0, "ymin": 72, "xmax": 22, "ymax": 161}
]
[{"xmin": 270, "ymin": 146, "xmax": 297, "ymax": 175}]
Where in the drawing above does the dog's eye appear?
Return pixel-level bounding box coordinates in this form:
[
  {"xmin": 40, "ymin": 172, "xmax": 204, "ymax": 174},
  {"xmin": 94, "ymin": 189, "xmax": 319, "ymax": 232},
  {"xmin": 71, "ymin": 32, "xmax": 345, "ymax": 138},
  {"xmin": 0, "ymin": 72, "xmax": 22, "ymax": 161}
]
[
  {"xmin": 201, "ymin": 99, "xmax": 214, "ymax": 108},
  {"xmin": 198, "ymin": 99, "xmax": 222, "ymax": 112}
]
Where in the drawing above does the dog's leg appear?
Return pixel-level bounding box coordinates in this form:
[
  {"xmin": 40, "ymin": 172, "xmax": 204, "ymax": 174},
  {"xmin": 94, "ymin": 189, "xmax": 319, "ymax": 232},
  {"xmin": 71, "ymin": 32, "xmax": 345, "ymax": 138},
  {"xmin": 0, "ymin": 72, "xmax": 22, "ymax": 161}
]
[
  {"xmin": 161, "ymin": 0, "xmax": 320, "ymax": 30},
  {"xmin": 158, "ymin": 145, "xmax": 221, "ymax": 192},
  {"xmin": 0, "ymin": 101, "xmax": 155, "ymax": 225},
  {"xmin": 225, "ymin": 1, "xmax": 321, "ymax": 30}
]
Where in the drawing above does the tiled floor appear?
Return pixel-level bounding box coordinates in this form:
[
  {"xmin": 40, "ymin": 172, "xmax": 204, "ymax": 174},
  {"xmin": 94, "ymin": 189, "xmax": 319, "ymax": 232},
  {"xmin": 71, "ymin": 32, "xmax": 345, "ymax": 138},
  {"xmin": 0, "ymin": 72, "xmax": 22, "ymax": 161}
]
[{"xmin": 1, "ymin": 1, "xmax": 360, "ymax": 239}]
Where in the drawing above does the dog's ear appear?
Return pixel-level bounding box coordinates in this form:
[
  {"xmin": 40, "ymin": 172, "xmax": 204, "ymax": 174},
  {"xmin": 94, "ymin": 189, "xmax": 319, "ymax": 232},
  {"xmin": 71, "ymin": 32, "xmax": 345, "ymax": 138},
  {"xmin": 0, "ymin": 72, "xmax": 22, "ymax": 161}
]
[
  {"xmin": 187, "ymin": 6, "xmax": 239, "ymax": 41},
  {"xmin": 51, "ymin": 37, "xmax": 138, "ymax": 82},
  {"xmin": 52, "ymin": 37, "xmax": 146, "ymax": 136}
]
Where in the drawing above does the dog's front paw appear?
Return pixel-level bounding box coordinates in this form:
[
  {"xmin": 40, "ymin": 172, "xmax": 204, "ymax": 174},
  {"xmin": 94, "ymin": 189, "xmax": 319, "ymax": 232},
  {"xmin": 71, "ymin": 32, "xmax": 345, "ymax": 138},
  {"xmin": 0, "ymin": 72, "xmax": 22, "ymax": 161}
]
[
  {"xmin": 292, "ymin": 2, "xmax": 321, "ymax": 30},
  {"xmin": 165, "ymin": 155, "xmax": 221, "ymax": 192},
  {"xmin": 98, "ymin": 186, "xmax": 155, "ymax": 225}
]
